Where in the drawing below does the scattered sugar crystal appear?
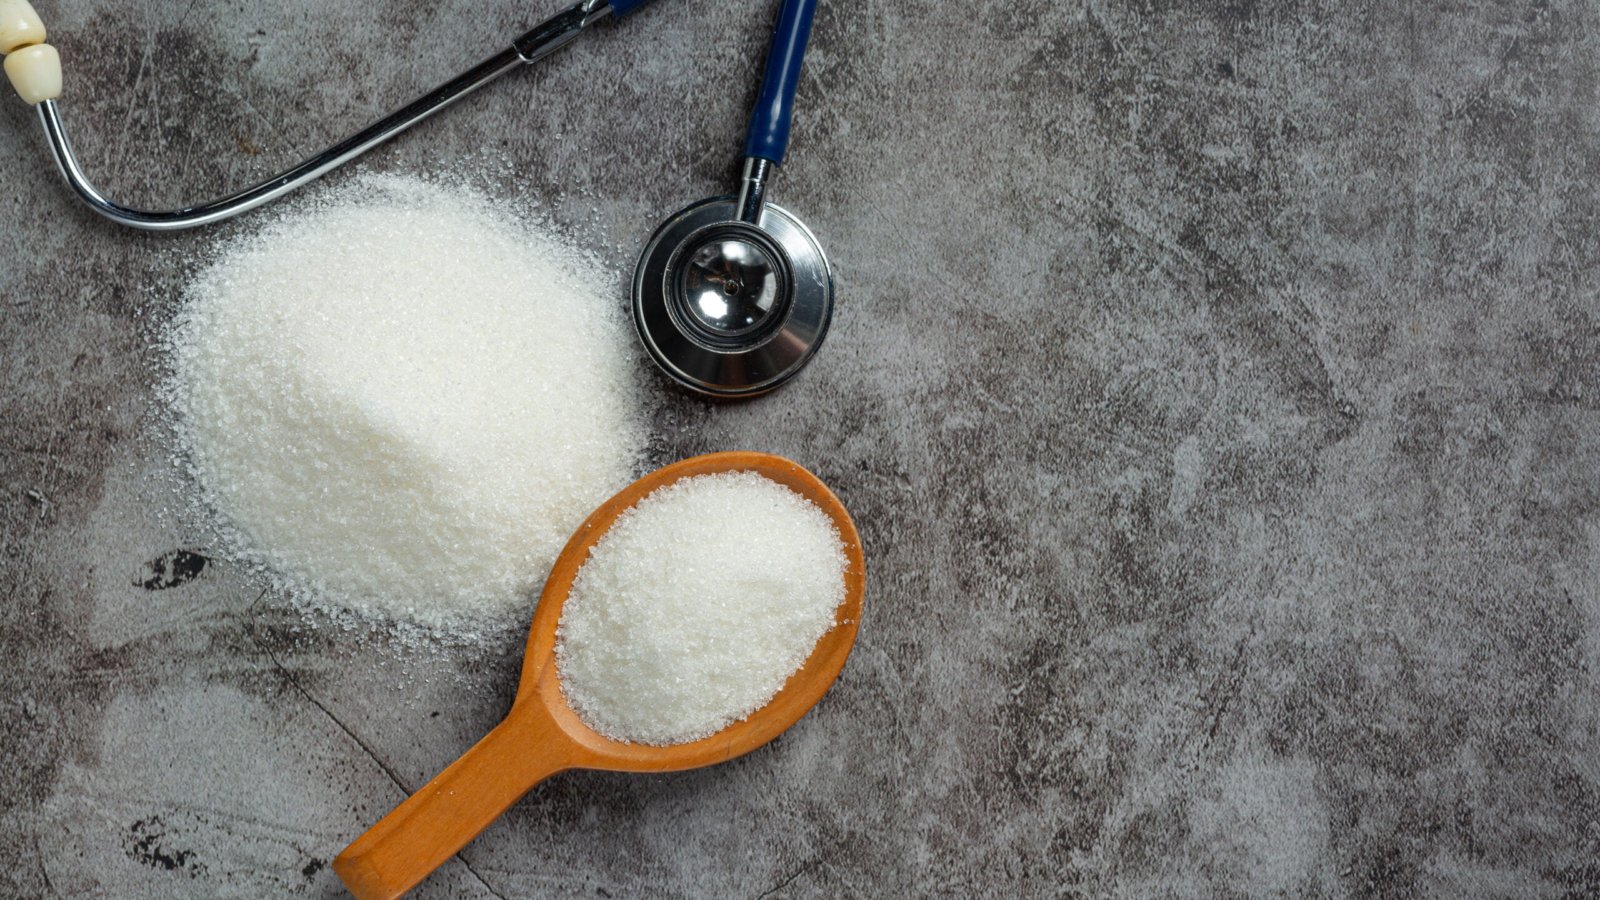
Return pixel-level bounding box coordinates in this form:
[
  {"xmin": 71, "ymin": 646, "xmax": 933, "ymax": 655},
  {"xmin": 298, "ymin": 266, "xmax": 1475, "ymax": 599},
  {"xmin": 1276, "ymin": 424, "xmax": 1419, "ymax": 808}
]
[
  {"xmin": 556, "ymin": 471, "xmax": 847, "ymax": 745},
  {"xmin": 169, "ymin": 174, "xmax": 645, "ymax": 633}
]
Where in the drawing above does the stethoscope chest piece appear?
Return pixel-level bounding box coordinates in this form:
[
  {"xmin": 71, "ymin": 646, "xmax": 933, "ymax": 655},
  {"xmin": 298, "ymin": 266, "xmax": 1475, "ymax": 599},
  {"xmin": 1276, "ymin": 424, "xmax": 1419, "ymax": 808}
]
[
  {"xmin": 634, "ymin": 197, "xmax": 832, "ymax": 397},
  {"xmin": 632, "ymin": 0, "xmax": 828, "ymax": 399}
]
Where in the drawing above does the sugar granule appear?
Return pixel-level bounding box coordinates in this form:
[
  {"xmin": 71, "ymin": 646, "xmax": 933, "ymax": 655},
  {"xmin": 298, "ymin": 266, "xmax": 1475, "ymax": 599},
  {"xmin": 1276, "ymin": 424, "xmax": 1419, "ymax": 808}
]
[
  {"xmin": 555, "ymin": 471, "xmax": 847, "ymax": 745},
  {"xmin": 169, "ymin": 174, "xmax": 645, "ymax": 633}
]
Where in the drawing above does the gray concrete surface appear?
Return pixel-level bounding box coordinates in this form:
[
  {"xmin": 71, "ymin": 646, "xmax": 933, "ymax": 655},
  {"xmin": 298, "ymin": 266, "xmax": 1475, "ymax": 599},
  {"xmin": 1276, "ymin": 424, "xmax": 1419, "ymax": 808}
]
[{"xmin": 3, "ymin": 0, "xmax": 1599, "ymax": 896}]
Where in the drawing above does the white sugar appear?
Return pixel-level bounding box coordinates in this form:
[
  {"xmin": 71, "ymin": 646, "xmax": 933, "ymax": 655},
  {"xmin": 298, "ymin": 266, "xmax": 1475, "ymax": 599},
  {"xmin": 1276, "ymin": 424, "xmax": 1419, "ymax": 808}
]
[
  {"xmin": 556, "ymin": 471, "xmax": 847, "ymax": 745},
  {"xmin": 169, "ymin": 174, "xmax": 645, "ymax": 634}
]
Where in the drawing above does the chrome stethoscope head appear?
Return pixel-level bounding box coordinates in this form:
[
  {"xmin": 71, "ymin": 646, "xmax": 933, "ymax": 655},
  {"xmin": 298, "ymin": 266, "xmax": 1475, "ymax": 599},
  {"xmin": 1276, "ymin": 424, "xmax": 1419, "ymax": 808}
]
[
  {"xmin": 633, "ymin": 166, "xmax": 832, "ymax": 398},
  {"xmin": 633, "ymin": 0, "xmax": 829, "ymax": 399}
]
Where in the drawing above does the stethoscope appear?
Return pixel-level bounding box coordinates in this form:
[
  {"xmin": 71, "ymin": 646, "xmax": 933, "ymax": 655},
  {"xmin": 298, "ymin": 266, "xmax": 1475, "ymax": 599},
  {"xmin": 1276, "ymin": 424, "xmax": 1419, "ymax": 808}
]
[{"xmin": 0, "ymin": 0, "xmax": 830, "ymax": 398}]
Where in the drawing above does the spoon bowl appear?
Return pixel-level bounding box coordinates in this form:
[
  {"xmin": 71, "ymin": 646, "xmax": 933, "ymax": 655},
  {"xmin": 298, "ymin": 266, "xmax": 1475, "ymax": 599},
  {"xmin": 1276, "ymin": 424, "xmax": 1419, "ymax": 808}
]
[{"xmin": 333, "ymin": 451, "xmax": 865, "ymax": 899}]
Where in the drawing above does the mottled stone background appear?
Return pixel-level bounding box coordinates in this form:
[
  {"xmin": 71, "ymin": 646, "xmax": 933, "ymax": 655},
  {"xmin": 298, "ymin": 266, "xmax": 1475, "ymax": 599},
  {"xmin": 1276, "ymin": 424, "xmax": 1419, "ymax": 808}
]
[{"xmin": 3, "ymin": 0, "xmax": 1599, "ymax": 896}]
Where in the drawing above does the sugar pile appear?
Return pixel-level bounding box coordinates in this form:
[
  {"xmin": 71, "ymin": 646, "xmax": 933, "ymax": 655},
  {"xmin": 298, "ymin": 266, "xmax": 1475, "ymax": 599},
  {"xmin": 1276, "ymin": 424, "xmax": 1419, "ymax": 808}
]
[
  {"xmin": 170, "ymin": 174, "xmax": 644, "ymax": 633},
  {"xmin": 555, "ymin": 471, "xmax": 847, "ymax": 745}
]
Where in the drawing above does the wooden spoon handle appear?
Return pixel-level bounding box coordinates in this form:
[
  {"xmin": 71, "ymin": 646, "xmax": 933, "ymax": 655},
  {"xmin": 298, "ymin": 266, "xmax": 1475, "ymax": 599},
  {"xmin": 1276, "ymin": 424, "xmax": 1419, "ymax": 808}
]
[{"xmin": 332, "ymin": 709, "xmax": 571, "ymax": 899}]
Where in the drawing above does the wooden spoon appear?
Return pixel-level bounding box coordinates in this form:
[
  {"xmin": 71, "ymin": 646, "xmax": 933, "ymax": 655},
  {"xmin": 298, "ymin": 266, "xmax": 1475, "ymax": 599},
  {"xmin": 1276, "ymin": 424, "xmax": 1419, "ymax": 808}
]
[{"xmin": 332, "ymin": 451, "xmax": 866, "ymax": 899}]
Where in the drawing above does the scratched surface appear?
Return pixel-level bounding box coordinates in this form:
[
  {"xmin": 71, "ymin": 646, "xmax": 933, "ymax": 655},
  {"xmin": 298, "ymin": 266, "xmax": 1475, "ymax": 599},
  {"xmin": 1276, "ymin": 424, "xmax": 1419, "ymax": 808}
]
[{"xmin": 4, "ymin": 0, "xmax": 1600, "ymax": 897}]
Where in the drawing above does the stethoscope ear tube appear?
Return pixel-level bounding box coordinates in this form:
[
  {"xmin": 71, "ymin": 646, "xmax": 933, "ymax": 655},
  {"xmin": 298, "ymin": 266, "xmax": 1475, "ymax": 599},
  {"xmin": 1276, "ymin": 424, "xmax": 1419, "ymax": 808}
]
[
  {"xmin": 742, "ymin": 0, "xmax": 818, "ymax": 165},
  {"xmin": 26, "ymin": 0, "xmax": 650, "ymax": 230}
]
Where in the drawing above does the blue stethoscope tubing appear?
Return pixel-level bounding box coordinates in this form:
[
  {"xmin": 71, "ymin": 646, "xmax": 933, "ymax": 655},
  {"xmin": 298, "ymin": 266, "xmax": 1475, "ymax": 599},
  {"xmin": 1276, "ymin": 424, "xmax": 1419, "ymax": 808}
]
[
  {"xmin": 741, "ymin": 0, "xmax": 818, "ymax": 166},
  {"xmin": 619, "ymin": 0, "xmax": 816, "ymax": 165}
]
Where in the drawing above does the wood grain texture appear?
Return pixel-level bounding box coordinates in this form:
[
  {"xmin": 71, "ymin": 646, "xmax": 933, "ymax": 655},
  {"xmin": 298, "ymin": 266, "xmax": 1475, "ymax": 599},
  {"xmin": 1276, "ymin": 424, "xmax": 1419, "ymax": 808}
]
[{"xmin": 334, "ymin": 452, "xmax": 865, "ymax": 898}]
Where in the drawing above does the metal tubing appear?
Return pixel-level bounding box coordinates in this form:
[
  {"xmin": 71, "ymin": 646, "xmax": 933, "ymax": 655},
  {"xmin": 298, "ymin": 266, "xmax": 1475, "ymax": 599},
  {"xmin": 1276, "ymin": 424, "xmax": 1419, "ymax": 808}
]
[
  {"xmin": 734, "ymin": 156, "xmax": 772, "ymax": 225},
  {"xmin": 37, "ymin": 0, "xmax": 613, "ymax": 231}
]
